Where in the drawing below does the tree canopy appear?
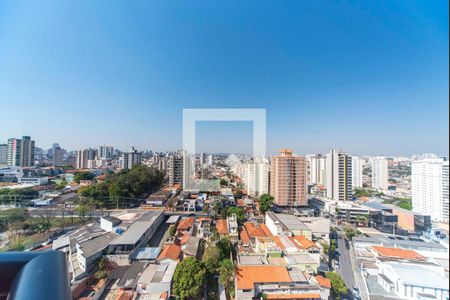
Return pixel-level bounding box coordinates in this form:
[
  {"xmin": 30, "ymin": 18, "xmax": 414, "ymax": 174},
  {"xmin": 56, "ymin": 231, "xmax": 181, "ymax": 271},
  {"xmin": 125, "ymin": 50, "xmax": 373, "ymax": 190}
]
[
  {"xmin": 172, "ymin": 257, "xmax": 207, "ymax": 300},
  {"xmin": 326, "ymin": 272, "xmax": 348, "ymax": 299},
  {"xmin": 259, "ymin": 193, "xmax": 274, "ymax": 214},
  {"xmin": 76, "ymin": 165, "xmax": 164, "ymax": 208}
]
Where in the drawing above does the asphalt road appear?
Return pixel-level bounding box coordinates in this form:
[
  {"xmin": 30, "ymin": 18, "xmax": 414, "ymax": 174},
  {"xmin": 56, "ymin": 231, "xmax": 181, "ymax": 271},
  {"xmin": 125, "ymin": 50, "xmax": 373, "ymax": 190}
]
[{"xmin": 336, "ymin": 233, "xmax": 356, "ymax": 299}]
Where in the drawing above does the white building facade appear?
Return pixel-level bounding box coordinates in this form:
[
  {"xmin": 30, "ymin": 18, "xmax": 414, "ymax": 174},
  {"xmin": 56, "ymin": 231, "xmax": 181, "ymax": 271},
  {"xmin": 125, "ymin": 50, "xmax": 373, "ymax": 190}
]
[
  {"xmin": 351, "ymin": 156, "xmax": 364, "ymax": 189},
  {"xmin": 243, "ymin": 157, "xmax": 269, "ymax": 197},
  {"xmin": 371, "ymin": 157, "xmax": 389, "ymax": 191},
  {"xmin": 412, "ymin": 155, "xmax": 449, "ymax": 222}
]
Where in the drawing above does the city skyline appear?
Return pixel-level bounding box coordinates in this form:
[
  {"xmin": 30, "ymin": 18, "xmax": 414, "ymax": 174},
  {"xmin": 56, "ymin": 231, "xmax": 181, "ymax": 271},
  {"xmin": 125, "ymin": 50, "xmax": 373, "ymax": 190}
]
[{"xmin": 0, "ymin": 1, "xmax": 448, "ymax": 156}]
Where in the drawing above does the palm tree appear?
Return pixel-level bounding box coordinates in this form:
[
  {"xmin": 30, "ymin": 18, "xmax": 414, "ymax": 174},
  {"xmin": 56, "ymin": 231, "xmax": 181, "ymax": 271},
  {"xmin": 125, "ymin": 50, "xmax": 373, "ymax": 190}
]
[{"xmin": 219, "ymin": 259, "xmax": 236, "ymax": 298}]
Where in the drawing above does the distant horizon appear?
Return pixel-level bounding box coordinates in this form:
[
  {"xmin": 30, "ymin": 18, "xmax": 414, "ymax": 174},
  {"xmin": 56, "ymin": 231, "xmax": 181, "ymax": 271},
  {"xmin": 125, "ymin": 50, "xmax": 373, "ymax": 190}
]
[{"xmin": 1, "ymin": 1, "xmax": 448, "ymax": 156}]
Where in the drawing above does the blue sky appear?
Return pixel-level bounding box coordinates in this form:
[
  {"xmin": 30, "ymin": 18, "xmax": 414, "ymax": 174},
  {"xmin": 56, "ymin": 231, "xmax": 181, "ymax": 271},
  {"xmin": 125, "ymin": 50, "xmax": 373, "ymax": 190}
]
[{"xmin": 0, "ymin": 0, "xmax": 448, "ymax": 156}]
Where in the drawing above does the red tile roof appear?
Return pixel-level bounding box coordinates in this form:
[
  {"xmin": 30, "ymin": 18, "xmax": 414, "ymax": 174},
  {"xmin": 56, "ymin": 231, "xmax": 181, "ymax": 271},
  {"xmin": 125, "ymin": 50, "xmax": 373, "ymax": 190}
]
[
  {"xmin": 236, "ymin": 266, "xmax": 292, "ymax": 290},
  {"xmin": 244, "ymin": 222, "xmax": 270, "ymax": 238},
  {"xmin": 217, "ymin": 219, "xmax": 228, "ymax": 235},
  {"xmin": 260, "ymin": 224, "xmax": 273, "ymax": 237},
  {"xmin": 177, "ymin": 217, "xmax": 195, "ymax": 231},
  {"xmin": 290, "ymin": 236, "xmax": 317, "ymax": 250},
  {"xmin": 315, "ymin": 275, "xmax": 331, "ymax": 289},
  {"xmin": 240, "ymin": 228, "xmax": 250, "ymax": 244},
  {"xmin": 158, "ymin": 244, "xmax": 181, "ymax": 261},
  {"xmin": 371, "ymin": 246, "xmax": 426, "ymax": 261}
]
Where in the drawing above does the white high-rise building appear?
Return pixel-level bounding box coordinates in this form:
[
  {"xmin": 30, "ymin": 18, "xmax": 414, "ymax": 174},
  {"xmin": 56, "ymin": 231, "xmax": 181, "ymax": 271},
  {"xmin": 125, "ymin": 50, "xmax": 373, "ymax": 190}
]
[
  {"xmin": 243, "ymin": 157, "xmax": 269, "ymax": 197},
  {"xmin": 371, "ymin": 157, "xmax": 389, "ymax": 190},
  {"xmin": 326, "ymin": 149, "xmax": 352, "ymax": 201},
  {"xmin": 351, "ymin": 156, "xmax": 364, "ymax": 189},
  {"xmin": 307, "ymin": 154, "xmax": 327, "ymax": 185},
  {"xmin": 412, "ymin": 155, "xmax": 449, "ymax": 222}
]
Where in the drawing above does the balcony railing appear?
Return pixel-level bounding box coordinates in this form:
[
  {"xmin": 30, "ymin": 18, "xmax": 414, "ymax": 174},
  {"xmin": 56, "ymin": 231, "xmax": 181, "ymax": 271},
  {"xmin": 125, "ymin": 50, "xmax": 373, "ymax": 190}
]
[{"xmin": 0, "ymin": 251, "xmax": 71, "ymax": 300}]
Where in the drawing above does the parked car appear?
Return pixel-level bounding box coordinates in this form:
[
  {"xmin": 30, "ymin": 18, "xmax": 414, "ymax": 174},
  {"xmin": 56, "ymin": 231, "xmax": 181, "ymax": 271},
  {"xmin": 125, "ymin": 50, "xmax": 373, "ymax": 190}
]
[{"xmin": 352, "ymin": 285, "xmax": 361, "ymax": 299}]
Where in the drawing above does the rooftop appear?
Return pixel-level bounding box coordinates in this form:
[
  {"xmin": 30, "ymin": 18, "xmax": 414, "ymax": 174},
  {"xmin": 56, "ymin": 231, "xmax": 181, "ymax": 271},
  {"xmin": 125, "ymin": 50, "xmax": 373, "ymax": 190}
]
[
  {"xmin": 266, "ymin": 212, "xmax": 310, "ymax": 232},
  {"xmin": 158, "ymin": 244, "xmax": 181, "ymax": 262},
  {"xmin": 216, "ymin": 219, "xmax": 228, "ymax": 235},
  {"xmin": 385, "ymin": 261, "xmax": 450, "ymax": 289},
  {"xmin": 371, "ymin": 246, "xmax": 426, "ymax": 261},
  {"xmin": 132, "ymin": 247, "xmax": 161, "ymax": 260},
  {"xmin": 110, "ymin": 210, "xmax": 163, "ymax": 246},
  {"xmin": 236, "ymin": 265, "xmax": 292, "ymax": 290}
]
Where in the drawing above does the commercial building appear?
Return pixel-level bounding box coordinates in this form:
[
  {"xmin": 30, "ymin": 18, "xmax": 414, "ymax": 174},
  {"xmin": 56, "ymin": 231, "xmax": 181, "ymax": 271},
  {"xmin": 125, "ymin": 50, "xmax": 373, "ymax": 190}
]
[
  {"xmin": 7, "ymin": 136, "xmax": 35, "ymax": 167},
  {"xmin": 412, "ymin": 155, "xmax": 449, "ymax": 222},
  {"xmin": 326, "ymin": 149, "xmax": 352, "ymax": 201},
  {"xmin": 265, "ymin": 212, "xmax": 312, "ymax": 240},
  {"xmin": 121, "ymin": 147, "xmax": 142, "ymax": 170},
  {"xmin": 108, "ymin": 210, "xmax": 165, "ymax": 256},
  {"xmin": 371, "ymin": 157, "xmax": 389, "ymax": 191},
  {"xmin": 270, "ymin": 149, "xmax": 307, "ymax": 207},
  {"xmin": 243, "ymin": 157, "xmax": 269, "ymax": 197}
]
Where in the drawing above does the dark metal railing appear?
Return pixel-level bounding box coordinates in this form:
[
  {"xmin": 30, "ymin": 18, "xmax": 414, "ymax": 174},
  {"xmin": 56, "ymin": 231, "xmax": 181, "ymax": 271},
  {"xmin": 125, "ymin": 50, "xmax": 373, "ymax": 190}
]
[{"xmin": 0, "ymin": 251, "xmax": 71, "ymax": 300}]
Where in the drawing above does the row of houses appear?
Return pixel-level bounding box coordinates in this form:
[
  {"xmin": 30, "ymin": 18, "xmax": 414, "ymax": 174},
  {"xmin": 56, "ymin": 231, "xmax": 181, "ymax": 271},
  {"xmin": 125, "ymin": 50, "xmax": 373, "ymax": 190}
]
[{"xmin": 217, "ymin": 211, "xmax": 332, "ymax": 299}]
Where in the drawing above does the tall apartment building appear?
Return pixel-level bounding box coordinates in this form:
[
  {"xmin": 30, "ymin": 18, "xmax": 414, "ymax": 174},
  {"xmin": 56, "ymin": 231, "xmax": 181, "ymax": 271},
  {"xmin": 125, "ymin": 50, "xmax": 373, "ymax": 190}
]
[
  {"xmin": 98, "ymin": 145, "xmax": 114, "ymax": 159},
  {"xmin": 326, "ymin": 149, "xmax": 352, "ymax": 201},
  {"xmin": 0, "ymin": 144, "xmax": 7, "ymax": 165},
  {"xmin": 76, "ymin": 149, "xmax": 89, "ymax": 169},
  {"xmin": 76, "ymin": 148, "xmax": 97, "ymax": 169},
  {"xmin": 200, "ymin": 152, "xmax": 206, "ymax": 165},
  {"xmin": 121, "ymin": 147, "xmax": 142, "ymax": 170},
  {"xmin": 168, "ymin": 154, "xmax": 183, "ymax": 186},
  {"xmin": 351, "ymin": 156, "xmax": 364, "ymax": 189},
  {"xmin": 243, "ymin": 157, "xmax": 269, "ymax": 197},
  {"xmin": 307, "ymin": 154, "xmax": 327, "ymax": 185},
  {"xmin": 53, "ymin": 147, "xmax": 64, "ymax": 167},
  {"xmin": 371, "ymin": 157, "xmax": 389, "ymax": 190},
  {"xmin": 270, "ymin": 149, "xmax": 307, "ymax": 207},
  {"xmin": 7, "ymin": 136, "xmax": 35, "ymax": 167},
  {"xmin": 412, "ymin": 156, "xmax": 449, "ymax": 222},
  {"xmin": 182, "ymin": 152, "xmax": 195, "ymax": 190}
]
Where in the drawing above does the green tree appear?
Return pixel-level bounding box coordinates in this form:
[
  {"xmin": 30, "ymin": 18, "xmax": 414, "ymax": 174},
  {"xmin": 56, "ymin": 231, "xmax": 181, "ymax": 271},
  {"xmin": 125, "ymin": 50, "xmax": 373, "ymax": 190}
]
[
  {"xmin": 202, "ymin": 245, "xmax": 220, "ymax": 273},
  {"xmin": 219, "ymin": 259, "xmax": 235, "ymax": 298},
  {"xmin": 168, "ymin": 225, "xmax": 177, "ymax": 237},
  {"xmin": 172, "ymin": 257, "xmax": 207, "ymax": 300},
  {"xmin": 220, "ymin": 178, "xmax": 229, "ymax": 187},
  {"xmin": 226, "ymin": 206, "xmax": 245, "ymax": 224},
  {"xmin": 74, "ymin": 172, "xmax": 95, "ymax": 183},
  {"xmin": 259, "ymin": 194, "xmax": 274, "ymax": 214},
  {"xmin": 344, "ymin": 226, "xmax": 358, "ymax": 240},
  {"xmin": 326, "ymin": 272, "xmax": 348, "ymax": 299},
  {"xmin": 0, "ymin": 208, "xmax": 28, "ymax": 231},
  {"xmin": 217, "ymin": 237, "xmax": 231, "ymax": 261}
]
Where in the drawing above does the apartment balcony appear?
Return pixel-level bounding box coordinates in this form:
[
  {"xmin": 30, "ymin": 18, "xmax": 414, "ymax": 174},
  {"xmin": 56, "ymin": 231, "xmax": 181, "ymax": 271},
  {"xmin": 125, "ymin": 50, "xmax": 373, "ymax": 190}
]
[{"xmin": 0, "ymin": 251, "xmax": 71, "ymax": 300}]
